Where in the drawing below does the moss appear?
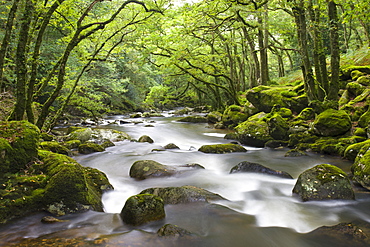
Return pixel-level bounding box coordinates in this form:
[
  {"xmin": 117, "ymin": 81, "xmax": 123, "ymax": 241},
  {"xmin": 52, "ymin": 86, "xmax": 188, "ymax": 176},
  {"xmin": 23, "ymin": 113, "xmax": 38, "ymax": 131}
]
[
  {"xmin": 357, "ymin": 75, "xmax": 370, "ymax": 86},
  {"xmin": 341, "ymin": 65, "xmax": 370, "ymax": 80},
  {"xmin": 313, "ymin": 109, "xmax": 352, "ymax": 136},
  {"xmin": 0, "ymin": 121, "xmax": 40, "ymax": 173},
  {"xmin": 221, "ymin": 105, "xmax": 250, "ymax": 128},
  {"xmin": 64, "ymin": 140, "xmax": 81, "ymax": 149},
  {"xmin": 39, "ymin": 141, "xmax": 70, "ymax": 155},
  {"xmin": 78, "ymin": 143, "xmax": 104, "ymax": 154},
  {"xmin": 235, "ymin": 114, "xmax": 273, "ymax": 147},
  {"xmin": 358, "ymin": 107, "xmax": 370, "ymax": 128},
  {"xmin": 344, "ymin": 140, "xmax": 370, "ymax": 161},
  {"xmin": 129, "ymin": 160, "xmax": 176, "ymax": 180},
  {"xmin": 297, "ymin": 108, "xmax": 315, "ymax": 120},
  {"xmin": 267, "ymin": 113, "xmax": 289, "ymax": 140},
  {"xmin": 207, "ymin": 111, "xmax": 222, "ymax": 124},
  {"xmin": 354, "ymin": 128, "xmax": 367, "ymax": 137},
  {"xmin": 40, "ymin": 132, "xmax": 54, "ymax": 141},
  {"xmin": 351, "ymin": 70, "xmax": 365, "ymax": 80},
  {"xmin": 346, "ymin": 82, "xmax": 365, "ymax": 96},
  {"xmin": 352, "ymin": 144, "xmax": 370, "ymax": 190},
  {"xmin": 198, "ymin": 144, "xmax": 247, "ymax": 154},
  {"xmin": 68, "ymin": 128, "xmax": 92, "ymax": 143},
  {"xmin": 177, "ymin": 116, "xmax": 208, "ymax": 123}
]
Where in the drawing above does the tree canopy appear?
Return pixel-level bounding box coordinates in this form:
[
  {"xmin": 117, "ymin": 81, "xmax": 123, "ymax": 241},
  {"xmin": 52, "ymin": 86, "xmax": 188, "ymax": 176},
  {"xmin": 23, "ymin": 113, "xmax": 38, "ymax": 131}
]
[{"xmin": 0, "ymin": 0, "xmax": 369, "ymax": 129}]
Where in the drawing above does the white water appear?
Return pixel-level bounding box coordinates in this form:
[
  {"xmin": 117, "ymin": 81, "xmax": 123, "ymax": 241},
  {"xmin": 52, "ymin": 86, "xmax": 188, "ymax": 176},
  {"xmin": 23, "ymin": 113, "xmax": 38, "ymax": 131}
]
[{"xmin": 1, "ymin": 114, "xmax": 369, "ymax": 246}]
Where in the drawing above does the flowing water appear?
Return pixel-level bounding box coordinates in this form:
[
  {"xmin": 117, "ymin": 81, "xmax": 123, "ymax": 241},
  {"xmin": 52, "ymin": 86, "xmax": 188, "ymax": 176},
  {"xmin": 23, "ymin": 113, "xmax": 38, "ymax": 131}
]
[{"xmin": 1, "ymin": 114, "xmax": 370, "ymax": 246}]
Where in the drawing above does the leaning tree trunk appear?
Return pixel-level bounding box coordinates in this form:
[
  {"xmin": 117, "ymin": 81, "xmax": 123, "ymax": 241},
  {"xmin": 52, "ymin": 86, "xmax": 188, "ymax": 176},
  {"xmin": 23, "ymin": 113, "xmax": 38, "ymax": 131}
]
[
  {"xmin": 327, "ymin": 0, "xmax": 340, "ymax": 101},
  {"xmin": 8, "ymin": 0, "xmax": 34, "ymax": 121}
]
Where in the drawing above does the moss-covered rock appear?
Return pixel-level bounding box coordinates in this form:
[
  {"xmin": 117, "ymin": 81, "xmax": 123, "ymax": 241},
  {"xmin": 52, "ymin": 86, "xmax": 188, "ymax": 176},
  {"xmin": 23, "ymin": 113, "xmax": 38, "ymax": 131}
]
[
  {"xmin": 140, "ymin": 185, "xmax": 225, "ymax": 204},
  {"xmin": 292, "ymin": 164, "xmax": 355, "ymax": 201},
  {"xmin": 346, "ymin": 82, "xmax": 365, "ymax": 96},
  {"xmin": 245, "ymin": 85, "xmax": 308, "ymax": 113},
  {"xmin": 198, "ymin": 143, "xmax": 247, "ymax": 154},
  {"xmin": 284, "ymin": 148, "xmax": 307, "ymax": 157},
  {"xmin": 177, "ymin": 115, "xmax": 208, "ymax": 123},
  {"xmin": 351, "ymin": 144, "xmax": 370, "ymax": 190},
  {"xmin": 351, "ymin": 70, "xmax": 365, "ymax": 80},
  {"xmin": 120, "ymin": 194, "xmax": 165, "ymax": 226},
  {"xmin": 357, "ymin": 75, "xmax": 370, "ymax": 86},
  {"xmin": 267, "ymin": 113, "xmax": 289, "ymax": 140},
  {"xmin": 40, "ymin": 132, "xmax": 54, "ymax": 141},
  {"xmin": 341, "ymin": 65, "xmax": 370, "ymax": 80},
  {"xmin": 64, "ymin": 140, "xmax": 81, "ymax": 149},
  {"xmin": 39, "ymin": 141, "xmax": 70, "ymax": 155},
  {"xmin": 344, "ymin": 140, "xmax": 370, "ymax": 161},
  {"xmin": 164, "ymin": 143, "xmax": 180, "ymax": 149},
  {"xmin": 229, "ymin": 161, "xmax": 293, "ymax": 179},
  {"xmin": 221, "ymin": 105, "xmax": 249, "ymax": 128},
  {"xmin": 0, "ymin": 121, "xmax": 40, "ymax": 174},
  {"xmin": 358, "ymin": 107, "xmax": 370, "ymax": 128},
  {"xmin": 206, "ymin": 111, "xmax": 223, "ymax": 124},
  {"xmin": 78, "ymin": 143, "xmax": 104, "ymax": 154},
  {"xmin": 129, "ymin": 160, "xmax": 176, "ymax": 180},
  {"xmin": 138, "ymin": 135, "xmax": 154, "ymax": 143},
  {"xmin": 68, "ymin": 128, "xmax": 92, "ymax": 143},
  {"xmin": 313, "ymin": 109, "xmax": 352, "ymax": 136},
  {"xmin": 306, "ymin": 136, "xmax": 365, "ymax": 156}
]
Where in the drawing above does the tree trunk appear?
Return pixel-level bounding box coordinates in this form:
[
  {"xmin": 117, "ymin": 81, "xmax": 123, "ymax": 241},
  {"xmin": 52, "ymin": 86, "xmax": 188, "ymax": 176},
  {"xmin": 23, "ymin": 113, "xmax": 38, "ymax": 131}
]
[
  {"xmin": 0, "ymin": 0, "xmax": 20, "ymax": 90},
  {"xmin": 8, "ymin": 0, "xmax": 34, "ymax": 121},
  {"xmin": 328, "ymin": 0, "xmax": 340, "ymax": 101}
]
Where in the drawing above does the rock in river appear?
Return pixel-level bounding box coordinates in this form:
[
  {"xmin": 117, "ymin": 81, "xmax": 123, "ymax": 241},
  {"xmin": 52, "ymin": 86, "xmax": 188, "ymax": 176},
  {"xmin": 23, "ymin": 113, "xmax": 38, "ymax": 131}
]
[
  {"xmin": 198, "ymin": 143, "xmax": 247, "ymax": 154},
  {"xmin": 129, "ymin": 160, "xmax": 176, "ymax": 180},
  {"xmin": 230, "ymin": 161, "xmax": 293, "ymax": 179},
  {"xmin": 293, "ymin": 164, "xmax": 355, "ymax": 201}
]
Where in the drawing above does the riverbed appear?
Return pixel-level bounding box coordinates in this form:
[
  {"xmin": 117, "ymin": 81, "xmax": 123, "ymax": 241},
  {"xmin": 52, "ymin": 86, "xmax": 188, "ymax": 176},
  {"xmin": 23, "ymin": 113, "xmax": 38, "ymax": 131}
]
[{"xmin": 1, "ymin": 114, "xmax": 370, "ymax": 246}]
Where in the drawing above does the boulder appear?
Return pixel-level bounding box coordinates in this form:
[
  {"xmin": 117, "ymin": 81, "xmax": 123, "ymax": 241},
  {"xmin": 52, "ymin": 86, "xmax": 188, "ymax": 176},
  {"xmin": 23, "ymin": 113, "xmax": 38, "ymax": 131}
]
[
  {"xmin": 164, "ymin": 143, "xmax": 180, "ymax": 149},
  {"xmin": 140, "ymin": 185, "xmax": 225, "ymax": 204},
  {"xmin": 233, "ymin": 112, "xmax": 273, "ymax": 147},
  {"xmin": 78, "ymin": 143, "xmax": 104, "ymax": 154},
  {"xmin": 198, "ymin": 143, "xmax": 247, "ymax": 154},
  {"xmin": 292, "ymin": 164, "xmax": 355, "ymax": 201},
  {"xmin": 157, "ymin": 224, "xmax": 195, "ymax": 238},
  {"xmin": 313, "ymin": 109, "xmax": 352, "ymax": 136},
  {"xmin": 138, "ymin": 135, "xmax": 154, "ymax": 143},
  {"xmin": 358, "ymin": 108, "xmax": 370, "ymax": 128},
  {"xmin": 221, "ymin": 105, "xmax": 249, "ymax": 128},
  {"xmin": 351, "ymin": 144, "xmax": 370, "ymax": 190},
  {"xmin": 177, "ymin": 116, "xmax": 208, "ymax": 123},
  {"xmin": 129, "ymin": 160, "xmax": 176, "ymax": 180},
  {"xmin": 284, "ymin": 149, "xmax": 307, "ymax": 157},
  {"xmin": 305, "ymin": 222, "xmax": 370, "ymax": 247},
  {"xmin": 344, "ymin": 140, "xmax": 370, "ymax": 161},
  {"xmin": 207, "ymin": 111, "xmax": 223, "ymax": 124},
  {"xmin": 68, "ymin": 128, "xmax": 130, "ymax": 143},
  {"xmin": 297, "ymin": 107, "xmax": 315, "ymax": 120},
  {"xmin": 120, "ymin": 194, "xmax": 165, "ymax": 226},
  {"xmin": 0, "ymin": 121, "xmax": 40, "ymax": 173},
  {"xmin": 230, "ymin": 161, "xmax": 293, "ymax": 179},
  {"xmin": 68, "ymin": 128, "xmax": 92, "ymax": 143},
  {"xmin": 39, "ymin": 141, "xmax": 70, "ymax": 155},
  {"xmin": 267, "ymin": 113, "xmax": 289, "ymax": 140},
  {"xmin": 357, "ymin": 75, "xmax": 370, "ymax": 86}
]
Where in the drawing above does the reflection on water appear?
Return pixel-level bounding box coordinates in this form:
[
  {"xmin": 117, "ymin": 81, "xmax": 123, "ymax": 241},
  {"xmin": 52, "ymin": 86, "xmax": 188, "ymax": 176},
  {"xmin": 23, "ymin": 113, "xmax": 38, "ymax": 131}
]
[{"xmin": 1, "ymin": 115, "xmax": 369, "ymax": 246}]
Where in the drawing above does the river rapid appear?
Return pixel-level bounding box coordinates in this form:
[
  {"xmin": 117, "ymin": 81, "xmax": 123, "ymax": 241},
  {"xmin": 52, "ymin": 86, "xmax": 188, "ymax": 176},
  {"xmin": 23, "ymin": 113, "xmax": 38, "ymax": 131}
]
[{"xmin": 1, "ymin": 113, "xmax": 370, "ymax": 246}]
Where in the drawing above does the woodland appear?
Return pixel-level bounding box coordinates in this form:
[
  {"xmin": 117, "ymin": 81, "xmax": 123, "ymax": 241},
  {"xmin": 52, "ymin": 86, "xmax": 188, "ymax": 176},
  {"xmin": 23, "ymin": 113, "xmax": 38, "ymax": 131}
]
[{"xmin": 0, "ymin": 0, "xmax": 369, "ymax": 130}]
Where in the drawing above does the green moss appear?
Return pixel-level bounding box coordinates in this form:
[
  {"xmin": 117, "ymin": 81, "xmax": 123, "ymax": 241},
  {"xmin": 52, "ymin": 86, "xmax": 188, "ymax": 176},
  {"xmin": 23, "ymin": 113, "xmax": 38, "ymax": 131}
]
[
  {"xmin": 64, "ymin": 139, "xmax": 81, "ymax": 149},
  {"xmin": 313, "ymin": 109, "xmax": 352, "ymax": 136},
  {"xmin": 344, "ymin": 140, "xmax": 370, "ymax": 161},
  {"xmin": 297, "ymin": 108, "xmax": 315, "ymax": 120},
  {"xmin": 346, "ymin": 82, "xmax": 365, "ymax": 96},
  {"xmin": 235, "ymin": 114, "xmax": 273, "ymax": 147},
  {"xmin": 357, "ymin": 75, "xmax": 370, "ymax": 86},
  {"xmin": 177, "ymin": 116, "xmax": 208, "ymax": 123},
  {"xmin": 78, "ymin": 143, "xmax": 104, "ymax": 154},
  {"xmin": 39, "ymin": 141, "xmax": 70, "ymax": 155},
  {"xmin": 198, "ymin": 144, "xmax": 247, "ymax": 154},
  {"xmin": 68, "ymin": 128, "xmax": 92, "ymax": 143}
]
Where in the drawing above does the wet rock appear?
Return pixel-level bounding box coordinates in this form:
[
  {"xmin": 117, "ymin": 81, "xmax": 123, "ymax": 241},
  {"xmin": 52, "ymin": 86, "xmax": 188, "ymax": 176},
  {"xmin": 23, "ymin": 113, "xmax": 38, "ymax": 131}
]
[
  {"xmin": 221, "ymin": 105, "xmax": 249, "ymax": 128},
  {"xmin": 129, "ymin": 160, "xmax": 176, "ymax": 180},
  {"xmin": 157, "ymin": 224, "xmax": 195, "ymax": 238},
  {"xmin": 164, "ymin": 143, "xmax": 180, "ymax": 149},
  {"xmin": 198, "ymin": 143, "xmax": 247, "ymax": 154},
  {"xmin": 177, "ymin": 115, "xmax": 208, "ymax": 123},
  {"xmin": 305, "ymin": 222, "xmax": 370, "ymax": 247},
  {"xmin": 39, "ymin": 141, "xmax": 70, "ymax": 155},
  {"xmin": 78, "ymin": 143, "xmax": 104, "ymax": 154},
  {"xmin": 41, "ymin": 216, "xmax": 69, "ymax": 223},
  {"xmin": 179, "ymin": 163, "xmax": 205, "ymax": 169},
  {"xmin": 344, "ymin": 140, "xmax": 370, "ymax": 161},
  {"xmin": 230, "ymin": 161, "xmax": 293, "ymax": 179},
  {"xmin": 313, "ymin": 109, "xmax": 352, "ymax": 137},
  {"xmin": 292, "ymin": 164, "xmax": 355, "ymax": 201},
  {"xmin": 140, "ymin": 185, "xmax": 225, "ymax": 204},
  {"xmin": 207, "ymin": 111, "xmax": 222, "ymax": 124},
  {"xmin": 120, "ymin": 194, "xmax": 165, "ymax": 226},
  {"xmin": 67, "ymin": 128, "xmax": 130, "ymax": 143},
  {"xmin": 138, "ymin": 135, "xmax": 154, "ymax": 143},
  {"xmin": 265, "ymin": 140, "xmax": 288, "ymax": 148},
  {"xmin": 267, "ymin": 113, "xmax": 290, "ymax": 140},
  {"xmin": 351, "ymin": 144, "xmax": 370, "ymax": 190}
]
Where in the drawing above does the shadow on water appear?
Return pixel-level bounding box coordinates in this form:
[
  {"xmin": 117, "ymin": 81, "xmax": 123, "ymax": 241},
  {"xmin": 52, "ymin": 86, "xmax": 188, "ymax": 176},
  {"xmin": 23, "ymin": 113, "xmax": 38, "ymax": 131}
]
[{"xmin": 1, "ymin": 115, "xmax": 370, "ymax": 246}]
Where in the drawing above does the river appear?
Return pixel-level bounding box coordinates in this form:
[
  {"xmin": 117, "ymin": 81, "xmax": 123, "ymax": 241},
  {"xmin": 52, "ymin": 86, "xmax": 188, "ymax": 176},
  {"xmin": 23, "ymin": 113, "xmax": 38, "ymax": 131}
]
[{"xmin": 1, "ymin": 113, "xmax": 370, "ymax": 246}]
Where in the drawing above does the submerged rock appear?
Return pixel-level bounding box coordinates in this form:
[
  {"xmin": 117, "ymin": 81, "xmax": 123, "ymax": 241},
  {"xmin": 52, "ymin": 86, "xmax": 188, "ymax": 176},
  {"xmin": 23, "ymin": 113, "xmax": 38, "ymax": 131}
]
[
  {"xmin": 164, "ymin": 143, "xmax": 180, "ymax": 149},
  {"xmin": 140, "ymin": 185, "xmax": 225, "ymax": 204},
  {"xmin": 284, "ymin": 148, "xmax": 307, "ymax": 157},
  {"xmin": 157, "ymin": 224, "xmax": 196, "ymax": 238},
  {"xmin": 292, "ymin": 164, "xmax": 355, "ymax": 201},
  {"xmin": 230, "ymin": 161, "xmax": 293, "ymax": 179},
  {"xmin": 313, "ymin": 109, "xmax": 352, "ymax": 137},
  {"xmin": 198, "ymin": 143, "xmax": 247, "ymax": 154},
  {"xmin": 120, "ymin": 194, "xmax": 165, "ymax": 226},
  {"xmin": 129, "ymin": 160, "xmax": 176, "ymax": 180},
  {"xmin": 138, "ymin": 135, "xmax": 154, "ymax": 143}
]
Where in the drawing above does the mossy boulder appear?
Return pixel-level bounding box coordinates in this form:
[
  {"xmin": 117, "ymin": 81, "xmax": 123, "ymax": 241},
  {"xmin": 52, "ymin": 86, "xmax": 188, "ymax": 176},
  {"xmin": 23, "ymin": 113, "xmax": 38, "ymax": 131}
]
[
  {"xmin": 357, "ymin": 75, "xmax": 370, "ymax": 86},
  {"xmin": 177, "ymin": 116, "xmax": 208, "ymax": 123},
  {"xmin": 346, "ymin": 82, "xmax": 365, "ymax": 96},
  {"xmin": 40, "ymin": 132, "xmax": 54, "ymax": 141},
  {"xmin": 306, "ymin": 136, "xmax": 365, "ymax": 156},
  {"xmin": 120, "ymin": 194, "xmax": 165, "ymax": 226},
  {"xmin": 39, "ymin": 141, "xmax": 70, "ymax": 155},
  {"xmin": 358, "ymin": 108, "xmax": 370, "ymax": 128},
  {"xmin": 138, "ymin": 135, "xmax": 154, "ymax": 143},
  {"xmin": 344, "ymin": 140, "xmax": 370, "ymax": 161},
  {"xmin": 198, "ymin": 143, "xmax": 247, "ymax": 154},
  {"xmin": 129, "ymin": 160, "xmax": 176, "ymax": 180},
  {"xmin": 40, "ymin": 151, "xmax": 112, "ymax": 215},
  {"xmin": 68, "ymin": 128, "xmax": 130, "ymax": 144},
  {"xmin": 351, "ymin": 144, "xmax": 370, "ymax": 190},
  {"xmin": 245, "ymin": 85, "xmax": 308, "ymax": 113},
  {"xmin": 292, "ymin": 164, "xmax": 355, "ymax": 201},
  {"xmin": 68, "ymin": 128, "xmax": 92, "ymax": 143},
  {"xmin": 0, "ymin": 121, "xmax": 40, "ymax": 174},
  {"xmin": 164, "ymin": 143, "xmax": 180, "ymax": 149},
  {"xmin": 229, "ymin": 161, "xmax": 293, "ymax": 179},
  {"xmin": 284, "ymin": 148, "xmax": 307, "ymax": 157},
  {"xmin": 78, "ymin": 143, "xmax": 104, "ymax": 154},
  {"xmin": 157, "ymin": 224, "xmax": 196, "ymax": 238},
  {"xmin": 140, "ymin": 185, "xmax": 225, "ymax": 204},
  {"xmin": 313, "ymin": 109, "xmax": 352, "ymax": 137},
  {"xmin": 341, "ymin": 65, "xmax": 370, "ymax": 80},
  {"xmin": 221, "ymin": 105, "xmax": 249, "ymax": 128},
  {"xmin": 207, "ymin": 111, "xmax": 223, "ymax": 124},
  {"xmin": 233, "ymin": 112, "xmax": 273, "ymax": 147},
  {"xmin": 64, "ymin": 140, "xmax": 81, "ymax": 149},
  {"xmin": 266, "ymin": 113, "xmax": 289, "ymax": 140}
]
